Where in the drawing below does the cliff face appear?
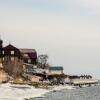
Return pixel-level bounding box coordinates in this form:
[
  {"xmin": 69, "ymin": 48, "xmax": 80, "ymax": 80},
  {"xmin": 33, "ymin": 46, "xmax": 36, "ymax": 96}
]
[
  {"xmin": 3, "ymin": 58, "xmax": 23, "ymax": 77},
  {"xmin": 0, "ymin": 69, "xmax": 9, "ymax": 83},
  {"xmin": 0, "ymin": 63, "xmax": 9, "ymax": 83}
]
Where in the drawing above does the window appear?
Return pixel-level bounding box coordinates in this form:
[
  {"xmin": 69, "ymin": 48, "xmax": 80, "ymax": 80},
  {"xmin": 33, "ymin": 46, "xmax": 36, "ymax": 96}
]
[
  {"xmin": 24, "ymin": 54, "xmax": 28, "ymax": 57},
  {"xmin": 2, "ymin": 51, "xmax": 4, "ymax": 54},
  {"xmin": 2, "ymin": 57, "xmax": 4, "ymax": 61},
  {"xmin": 28, "ymin": 59, "xmax": 31, "ymax": 63},
  {"xmin": 11, "ymin": 51, "xmax": 14, "ymax": 55},
  {"xmin": 11, "ymin": 57, "xmax": 14, "ymax": 61}
]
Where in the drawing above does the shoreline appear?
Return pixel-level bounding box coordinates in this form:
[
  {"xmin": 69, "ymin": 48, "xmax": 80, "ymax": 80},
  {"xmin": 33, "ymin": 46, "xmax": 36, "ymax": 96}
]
[
  {"xmin": 0, "ymin": 83, "xmax": 75, "ymax": 100},
  {"xmin": 0, "ymin": 79, "xmax": 99, "ymax": 100}
]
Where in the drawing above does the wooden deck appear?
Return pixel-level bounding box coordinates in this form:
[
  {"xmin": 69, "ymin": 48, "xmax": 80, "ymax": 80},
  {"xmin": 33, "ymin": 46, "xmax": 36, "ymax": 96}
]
[{"xmin": 72, "ymin": 79, "xmax": 98, "ymax": 87}]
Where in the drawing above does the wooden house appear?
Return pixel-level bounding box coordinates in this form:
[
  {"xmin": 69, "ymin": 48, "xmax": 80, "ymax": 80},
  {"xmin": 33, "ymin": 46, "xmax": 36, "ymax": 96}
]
[
  {"xmin": 2, "ymin": 44, "xmax": 23, "ymax": 76},
  {"xmin": 0, "ymin": 39, "xmax": 37, "ymax": 77},
  {"xmin": 19, "ymin": 49, "xmax": 37, "ymax": 65}
]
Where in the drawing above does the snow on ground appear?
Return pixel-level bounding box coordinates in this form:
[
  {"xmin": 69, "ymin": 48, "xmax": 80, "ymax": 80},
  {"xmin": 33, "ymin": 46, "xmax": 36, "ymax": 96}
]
[{"xmin": 0, "ymin": 83, "xmax": 74, "ymax": 100}]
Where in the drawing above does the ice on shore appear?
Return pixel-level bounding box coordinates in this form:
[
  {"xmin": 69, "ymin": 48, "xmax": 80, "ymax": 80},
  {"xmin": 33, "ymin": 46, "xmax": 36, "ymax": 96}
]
[
  {"xmin": 0, "ymin": 83, "xmax": 74, "ymax": 100},
  {"xmin": 52, "ymin": 85, "xmax": 75, "ymax": 91},
  {"xmin": 0, "ymin": 83, "xmax": 49, "ymax": 100}
]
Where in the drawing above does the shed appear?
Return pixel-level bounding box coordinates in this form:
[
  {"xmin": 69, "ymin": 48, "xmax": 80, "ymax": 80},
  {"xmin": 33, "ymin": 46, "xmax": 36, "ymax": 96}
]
[{"xmin": 49, "ymin": 66, "xmax": 63, "ymax": 74}]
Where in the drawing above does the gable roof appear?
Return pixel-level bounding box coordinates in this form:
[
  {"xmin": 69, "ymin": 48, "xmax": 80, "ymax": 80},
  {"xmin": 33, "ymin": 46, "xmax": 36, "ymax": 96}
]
[
  {"xmin": 19, "ymin": 49, "xmax": 37, "ymax": 59},
  {"xmin": 3, "ymin": 44, "xmax": 21, "ymax": 57},
  {"xmin": 49, "ymin": 66, "xmax": 63, "ymax": 71},
  {"xmin": 3, "ymin": 44, "xmax": 19, "ymax": 50}
]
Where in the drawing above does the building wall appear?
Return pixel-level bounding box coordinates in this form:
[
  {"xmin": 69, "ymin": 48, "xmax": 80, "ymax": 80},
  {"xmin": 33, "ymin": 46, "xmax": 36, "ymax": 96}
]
[
  {"xmin": 3, "ymin": 57, "xmax": 23, "ymax": 77},
  {"xmin": 22, "ymin": 54, "xmax": 37, "ymax": 65},
  {"xmin": 49, "ymin": 70, "xmax": 63, "ymax": 74}
]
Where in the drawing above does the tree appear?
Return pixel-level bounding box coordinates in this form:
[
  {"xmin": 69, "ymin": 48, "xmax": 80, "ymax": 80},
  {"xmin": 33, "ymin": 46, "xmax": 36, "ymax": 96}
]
[{"xmin": 37, "ymin": 54, "xmax": 49, "ymax": 69}]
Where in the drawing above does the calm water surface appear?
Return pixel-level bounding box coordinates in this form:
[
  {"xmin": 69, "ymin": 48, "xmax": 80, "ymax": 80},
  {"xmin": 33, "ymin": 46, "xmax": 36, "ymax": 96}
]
[{"xmin": 32, "ymin": 85, "xmax": 100, "ymax": 100}]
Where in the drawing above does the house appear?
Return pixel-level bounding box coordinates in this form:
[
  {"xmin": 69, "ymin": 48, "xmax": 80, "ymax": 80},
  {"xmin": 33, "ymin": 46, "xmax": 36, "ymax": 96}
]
[
  {"xmin": 47, "ymin": 66, "xmax": 66, "ymax": 85},
  {"xmin": 49, "ymin": 66, "xmax": 63, "ymax": 74},
  {"xmin": 19, "ymin": 49, "xmax": 37, "ymax": 65},
  {"xmin": 19, "ymin": 49, "xmax": 37, "ymax": 71},
  {"xmin": 0, "ymin": 39, "xmax": 37, "ymax": 77},
  {"xmin": 2, "ymin": 44, "xmax": 23, "ymax": 76}
]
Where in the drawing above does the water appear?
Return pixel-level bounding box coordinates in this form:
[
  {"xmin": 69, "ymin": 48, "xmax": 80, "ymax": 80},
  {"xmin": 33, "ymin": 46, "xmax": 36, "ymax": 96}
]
[
  {"xmin": 33, "ymin": 86, "xmax": 100, "ymax": 100},
  {"xmin": 0, "ymin": 83, "xmax": 100, "ymax": 100}
]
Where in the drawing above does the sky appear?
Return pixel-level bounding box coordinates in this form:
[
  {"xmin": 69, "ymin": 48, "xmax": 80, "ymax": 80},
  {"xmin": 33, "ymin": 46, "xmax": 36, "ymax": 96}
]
[{"xmin": 0, "ymin": 0, "xmax": 100, "ymax": 78}]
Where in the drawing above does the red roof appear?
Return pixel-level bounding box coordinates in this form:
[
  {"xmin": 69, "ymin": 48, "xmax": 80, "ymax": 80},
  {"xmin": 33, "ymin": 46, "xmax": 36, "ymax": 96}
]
[
  {"xmin": 19, "ymin": 49, "xmax": 37, "ymax": 59},
  {"xmin": 28, "ymin": 52, "xmax": 37, "ymax": 59},
  {"xmin": 19, "ymin": 49, "xmax": 36, "ymax": 53}
]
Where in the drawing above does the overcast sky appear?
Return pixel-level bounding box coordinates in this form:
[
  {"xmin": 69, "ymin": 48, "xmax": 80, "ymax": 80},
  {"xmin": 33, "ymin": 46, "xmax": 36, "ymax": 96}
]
[{"xmin": 0, "ymin": 0, "xmax": 100, "ymax": 78}]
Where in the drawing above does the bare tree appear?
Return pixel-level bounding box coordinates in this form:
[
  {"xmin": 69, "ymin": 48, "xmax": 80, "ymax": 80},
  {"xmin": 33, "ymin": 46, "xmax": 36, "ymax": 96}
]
[{"xmin": 37, "ymin": 54, "xmax": 49, "ymax": 69}]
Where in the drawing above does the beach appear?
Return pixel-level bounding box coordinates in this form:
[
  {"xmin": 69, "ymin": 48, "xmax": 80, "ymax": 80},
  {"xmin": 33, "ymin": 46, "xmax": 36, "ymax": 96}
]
[
  {"xmin": 0, "ymin": 83, "xmax": 48, "ymax": 100},
  {"xmin": 0, "ymin": 83, "xmax": 74, "ymax": 100}
]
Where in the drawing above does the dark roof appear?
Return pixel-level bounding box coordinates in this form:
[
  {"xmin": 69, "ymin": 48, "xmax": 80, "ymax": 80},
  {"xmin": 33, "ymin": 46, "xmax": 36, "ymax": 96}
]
[
  {"xmin": 49, "ymin": 66, "xmax": 63, "ymax": 71},
  {"xmin": 3, "ymin": 44, "xmax": 37, "ymax": 59},
  {"xmin": 3, "ymin": 44, "xmax": 19, "ymax": 50}
]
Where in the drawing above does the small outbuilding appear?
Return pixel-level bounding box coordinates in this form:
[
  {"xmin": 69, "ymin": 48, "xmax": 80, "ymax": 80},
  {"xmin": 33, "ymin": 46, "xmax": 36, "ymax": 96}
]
[{"xmin": 49, "ymin": 66, "xmax": 63, "ymax": 74}]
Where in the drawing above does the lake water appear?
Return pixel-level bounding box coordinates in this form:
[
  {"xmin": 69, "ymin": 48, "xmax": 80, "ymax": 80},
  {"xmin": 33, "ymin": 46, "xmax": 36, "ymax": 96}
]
[{"xmin": 33, "ymin": 85, "xmax": 100, "ymax": 100}]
